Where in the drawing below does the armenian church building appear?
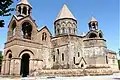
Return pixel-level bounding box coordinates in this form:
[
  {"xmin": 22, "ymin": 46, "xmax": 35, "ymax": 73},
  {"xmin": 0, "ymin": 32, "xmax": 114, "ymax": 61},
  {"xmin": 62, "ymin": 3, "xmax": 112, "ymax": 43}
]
[{"xmin": 1, "ymin": 0, "xmax": 119, "ymax": 77}]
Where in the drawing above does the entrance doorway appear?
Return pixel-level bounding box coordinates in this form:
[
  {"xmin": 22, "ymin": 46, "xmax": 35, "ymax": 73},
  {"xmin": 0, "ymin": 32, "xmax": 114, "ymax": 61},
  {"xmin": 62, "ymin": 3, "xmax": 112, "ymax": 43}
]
[{"xmin": 20, "ymin": 53, "xmax": 30, "ymax": 77}]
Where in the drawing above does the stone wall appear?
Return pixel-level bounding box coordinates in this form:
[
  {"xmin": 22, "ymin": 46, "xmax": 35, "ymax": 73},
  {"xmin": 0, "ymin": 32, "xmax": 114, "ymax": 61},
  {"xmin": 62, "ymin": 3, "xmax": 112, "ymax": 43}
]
[{"xmin": 36, "ymin": 68, "xmax": 113, "ymax": 77}]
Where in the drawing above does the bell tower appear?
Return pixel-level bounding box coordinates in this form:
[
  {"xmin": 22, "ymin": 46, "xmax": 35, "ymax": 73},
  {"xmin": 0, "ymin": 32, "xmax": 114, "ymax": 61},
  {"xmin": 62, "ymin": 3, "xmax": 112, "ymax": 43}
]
[
  {"xmin": 88, "ymin": 17, "xmax": 98, "ymax": 30},
  {"xmin": 16, "ymin": 0, "xmax": 32, "ymax": 17}
]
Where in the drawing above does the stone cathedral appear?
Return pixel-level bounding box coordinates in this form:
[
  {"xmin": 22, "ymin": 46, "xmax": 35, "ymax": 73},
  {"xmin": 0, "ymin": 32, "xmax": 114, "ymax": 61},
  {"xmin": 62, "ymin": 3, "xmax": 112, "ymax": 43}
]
[{"xmin": 1, "ymin": 0, "xmax": 119, "ymax": 77}]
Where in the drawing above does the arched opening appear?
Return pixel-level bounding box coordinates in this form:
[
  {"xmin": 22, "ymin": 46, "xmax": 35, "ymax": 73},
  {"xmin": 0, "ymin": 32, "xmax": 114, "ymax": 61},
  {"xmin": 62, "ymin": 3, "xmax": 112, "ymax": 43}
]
[
  {"xmin": 18, "ymin": 6, "xmax": 21, "ymax": 14},
  {"xmin": 99, "ymin": 33, "xmax": 103, "ymax": 38},
  {"xmin": 22, "ymin": 22, "xmax": 32, "ymax": 40},
  {"xmin": 112, "ymin": 56, "xmax": 115, "ymax": 64},
  {"xmin": 73, "ymin": 57, "xmax": 75, "ymax": 64},
  {"xmin": 62, "ymin": 53, "xmax": 64, "ymax": 61},
  {"xmin": 74, "ymin": 28, "xmax": 76, "ymax": 34},
  {"xmin": 62, "ymin": 27, "xmax": 66, "ymax": 34},
  {"xmin": 57, "ymin": 49, "xmax": 59, "ymax": 55},
  {"xmin": 89, "ymin": 33, "xmax": 97, "ymax": 38},
  {"xmin": 61, "ymin": 22, "xmax": 66, "ymax": 27},
  {"xmin": 8, "ymin": 53, "xmax": 12, "ymax": 74},
  {"xmin": 20, "ymin": 53, "xmax": 30, "ymax": 77},
  {"xmin": 67, "ymin": 22, "xmax": 72, "ymax": 27},
  {"xmin": 28, "ymin": 8, "xmax": 31, "ymax": 15},
  {"xmin": 91, "ymin": 23, "xmax": 96, "ymax": 27},
  {"xmin": 106, "ymin": 56, "xmax": 108, "ymax": 64},
  {"xmin": 42, "ymin": 32, "xmax": 47, "ymax": 41},
  {"xmin": 5, "ymin": 50, "xmax": 12, "ymax": 75},
  {"xmin": 57, "ymin": 28, "xmax": 60, "ymax": 35},
  {"xmin": 8, "ymin": 54, "xmax": 12, "ymax": 59},
  {"xmin": 23, "ymin": 7, "xmax": 27, "ymax": 15},
  {"xmin": 10, "ymin": 21, "xmax": 16, "ymax": 36},
  {"xmin": 53, "ymin": 55, "xmax": 55, "ymax": 62},
  {"xmin": 78, "ymin": 52, "xmax": 80, "ymax": 57},
  {"xmin": 68, "ymin": 27, "xmax": 71, "ymax": 34},
  {"xmin": 81, "ymin": 64, "xmax": 84, "ymax": 68}
]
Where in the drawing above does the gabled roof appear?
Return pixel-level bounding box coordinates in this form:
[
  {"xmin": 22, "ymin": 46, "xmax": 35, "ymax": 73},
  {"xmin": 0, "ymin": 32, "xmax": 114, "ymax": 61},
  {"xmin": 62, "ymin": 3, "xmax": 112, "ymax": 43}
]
[
  {"xmin": 8, "ymin": 15, "xmax": 38, "ymax": 29},
  {"xmin": 56, "ymin": 4, "xmax": 76, "ymax": 20},
  {"xmin": 38, "ymin": 26, "xmax": 52, "ymax": 36},
  {"xmin": 89, "ymin": 16, "xmax": 97, "ymax": 23},
  {"xmin": 8, "ymin": 15, "xmax": 18, "ymax": 28},
  {"xmin": 18, "ymin": 0, "xmax": 32, "ymax": 7}
]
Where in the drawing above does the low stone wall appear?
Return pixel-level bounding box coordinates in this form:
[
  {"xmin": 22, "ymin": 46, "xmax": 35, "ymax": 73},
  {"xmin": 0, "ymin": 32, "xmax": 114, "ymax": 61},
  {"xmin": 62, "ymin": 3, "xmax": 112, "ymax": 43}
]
[{"xmin": 35, "ymin": 68, "xmax": 113, "ymax": 77}]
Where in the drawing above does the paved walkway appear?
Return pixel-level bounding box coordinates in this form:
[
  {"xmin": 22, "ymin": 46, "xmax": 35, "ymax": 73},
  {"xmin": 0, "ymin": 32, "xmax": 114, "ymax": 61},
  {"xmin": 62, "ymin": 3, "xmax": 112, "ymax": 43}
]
[{"xmin": 0, "ymin": 73, "xmax": 120, "ymax": 80}]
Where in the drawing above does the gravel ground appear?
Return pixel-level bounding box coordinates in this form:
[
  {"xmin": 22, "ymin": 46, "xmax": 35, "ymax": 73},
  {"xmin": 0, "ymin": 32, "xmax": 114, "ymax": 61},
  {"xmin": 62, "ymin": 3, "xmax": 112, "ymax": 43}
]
[{"xmin": 0, "ymin": 73, "xmax": 120, "ymax": 80}]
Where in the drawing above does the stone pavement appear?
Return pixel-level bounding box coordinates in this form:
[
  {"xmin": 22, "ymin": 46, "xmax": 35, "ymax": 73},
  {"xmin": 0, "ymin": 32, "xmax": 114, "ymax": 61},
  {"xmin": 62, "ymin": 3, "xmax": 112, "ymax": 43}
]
[{"xmin": 0, "ymin": 73, "xmax": 120, "ymax": 80}]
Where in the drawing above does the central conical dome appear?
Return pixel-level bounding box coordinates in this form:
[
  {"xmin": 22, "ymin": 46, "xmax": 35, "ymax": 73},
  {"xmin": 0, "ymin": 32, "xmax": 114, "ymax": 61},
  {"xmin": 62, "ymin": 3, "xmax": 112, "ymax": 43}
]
[{"xmin": 56, "ymin": 4, "xmax": 76, "ymax": 20}]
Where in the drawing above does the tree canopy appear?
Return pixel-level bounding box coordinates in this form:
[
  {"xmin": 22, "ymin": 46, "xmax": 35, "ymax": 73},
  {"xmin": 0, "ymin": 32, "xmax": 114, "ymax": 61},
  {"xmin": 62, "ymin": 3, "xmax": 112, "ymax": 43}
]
[{"xmin": 0, "ymin": 0, "xmax": 14, "ymax": 27}]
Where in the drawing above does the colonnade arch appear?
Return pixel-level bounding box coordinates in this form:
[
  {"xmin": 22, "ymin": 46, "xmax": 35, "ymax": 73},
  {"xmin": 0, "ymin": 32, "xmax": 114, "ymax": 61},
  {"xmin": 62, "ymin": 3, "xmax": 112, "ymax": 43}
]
[{"xmin": 19, "ymin": 50, "xmax": 34, "ymax": 77}]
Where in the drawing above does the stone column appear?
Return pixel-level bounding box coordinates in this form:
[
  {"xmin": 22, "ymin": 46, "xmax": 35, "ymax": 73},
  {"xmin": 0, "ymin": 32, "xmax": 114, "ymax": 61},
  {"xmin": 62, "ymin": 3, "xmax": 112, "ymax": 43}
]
[
  {"xmin": 10, "ymin": 59, "xmax": 14, "ymax": 75},
  {"xmin": 5, "ymin": 59, "xmax": 10, "ymax": 75},
  {"xmin": 29, "ymin": 59, "xmax": 34, "ymax": 75},
  {"xmin": 1, "ymin": 60, "xmax": 5, "ymax": 75},
  {"xmin": 10, "ymin": 58, "xmax": 21, "ymax": 76},
  {"xmin": 14, "ymin": 58, "xmax": 21, "ymax": 75}
]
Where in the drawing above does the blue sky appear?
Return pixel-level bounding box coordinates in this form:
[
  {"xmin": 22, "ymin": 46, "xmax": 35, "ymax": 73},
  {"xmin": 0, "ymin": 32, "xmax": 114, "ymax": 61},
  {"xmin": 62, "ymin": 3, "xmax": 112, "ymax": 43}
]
[{"xmin": 0, "ymin": 0, "xmax": 119, "ymax": 53}]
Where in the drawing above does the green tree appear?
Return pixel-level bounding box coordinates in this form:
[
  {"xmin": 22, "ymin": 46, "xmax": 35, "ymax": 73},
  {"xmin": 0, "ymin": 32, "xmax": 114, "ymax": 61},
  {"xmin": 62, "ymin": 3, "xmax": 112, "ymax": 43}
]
[
  {"xmin": 0, "ymin": 51, "xmax": 3, "ymax": 73},
  {"xmin": 0, "ymin": 0, "xmax": 14, "ymax": 27}
]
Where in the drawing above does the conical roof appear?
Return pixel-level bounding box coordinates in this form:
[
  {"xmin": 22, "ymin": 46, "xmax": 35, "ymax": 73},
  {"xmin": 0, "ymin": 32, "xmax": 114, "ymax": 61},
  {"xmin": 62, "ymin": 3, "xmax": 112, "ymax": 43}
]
[
  {"xmin": 56, "ymin": 4, "xmax": 76, "ymax": 20},
  {"xmin": 18, "ymin": 0, "xmax": 32, "ymax": 7},
  {"xmin": 89, "ymin": 16, "xmax": 97, "ymax": 22}
]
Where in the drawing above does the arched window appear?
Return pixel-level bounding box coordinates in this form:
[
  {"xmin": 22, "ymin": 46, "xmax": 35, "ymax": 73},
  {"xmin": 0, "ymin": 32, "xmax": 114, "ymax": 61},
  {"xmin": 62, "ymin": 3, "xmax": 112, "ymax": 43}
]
[
  {"xmin": 10, "ymin": 21, "xmax": 16, "ymax": 36},
  {"xmin": 78, "ymin": 52, "xmax": 80, "ymax": 57},
  {"xmin": 62, "ymin": 27, "xmax": 65, "ymax": 34},
  {"xmin": 69, "ymin": 27, "xmax": 71, "ymax": 34},
  {"xmin": 23, "ymin": 7, "xmax": 27, "ymax": 15},
  {"xmin": 57, "ymin": 24, "xmax": 60, "ymax": 27},
  {"xmin": 57, "ymin": 49, "xmax": 59, "ymax": 55},
  {"xmin": 73, "ymin": 57, "xmax": 75, "ymax": 64},
  {"xmin": 22, "ymin": 22, "xmax": 32, "ymax": 40},
  {"xmin": 106, "ymin": 56, "xmax": 108, "ymax": 64},
  {"xmin": 92, "ymin": 23, "xmax": 96, "ymax": 27},
  {"xmin": 81, "ymin": 64, "xmax": 84, "ymax": 68},
  {"xmin": 67, "ymin": 22, "xmax": 72, "ymax": 27},
  {"xmin": 61, "ymin": 22, "xmax": 66, "ymax": 27},
  {"xmin": 89, "ymin": 33, "xmax": 97, "ymax": 38},
  {"xmin": 112, "ymin": 56, "xmax": 115, "ymax": 63},
  {"xmin": 42, "ymin": 32, "xmax": 47, "ymax": 41},
  {"xmin": 8, "ymin": 54, "xmax": 12, "ymax": 59},
  {"xmin": 6, "ymin": 51, "xmax": 12, "ymax": 74},
  {"xmin": 62, "ymin": 53, "xmax": 64, "ymax": 61},
  {"xmin": 99, "ymin": 33, "xmax": 103, "ymax": 38},
  {"xmin": 57, "ymin": 28, "xmax": 60, "ymax": 34},
  {"xmin": 28, "ymin": 8, "xmax": 31, "ymax": 15},
  {"xmin": 53, "ymin": 55, "xmax": 55, "ymax": 62},
  {"xmin": 18, "ymin": 6, "xmax": 21, "ymax": 14}
]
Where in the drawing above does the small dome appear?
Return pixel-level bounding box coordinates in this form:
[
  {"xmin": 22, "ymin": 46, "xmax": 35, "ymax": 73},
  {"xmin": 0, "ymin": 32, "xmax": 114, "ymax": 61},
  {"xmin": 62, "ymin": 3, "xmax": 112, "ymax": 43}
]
[
  {"xmin": 18, "ymin": 0, "xmax": 32, "ymax": 7},
  {"xmin": 89, "ymin": 16, "xmax": 97, "ymax": 23}
]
